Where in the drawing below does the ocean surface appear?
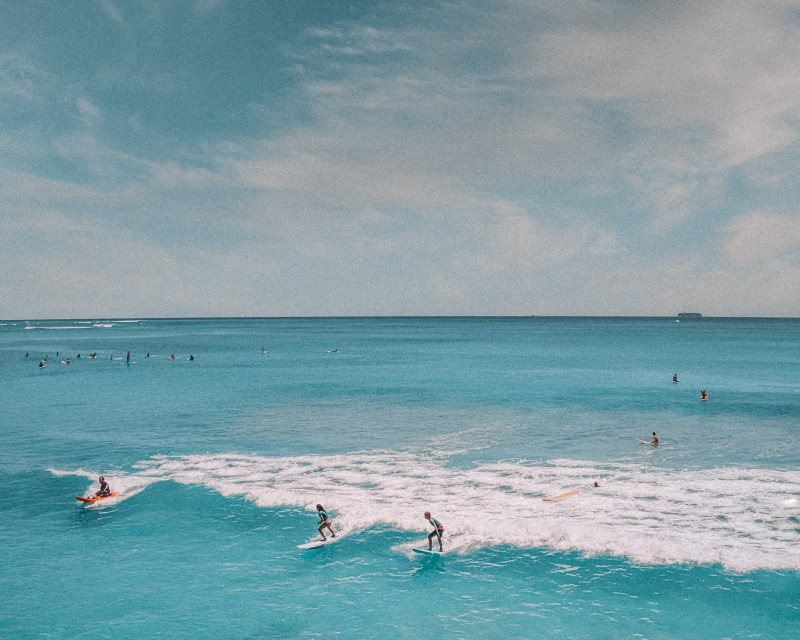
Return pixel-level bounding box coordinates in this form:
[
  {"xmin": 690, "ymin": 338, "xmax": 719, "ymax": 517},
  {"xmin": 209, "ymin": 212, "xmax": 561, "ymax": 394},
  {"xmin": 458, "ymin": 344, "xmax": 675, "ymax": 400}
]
[{"xmin": 1, "ymin": 316, "xmax": 798, "ymax": 639}]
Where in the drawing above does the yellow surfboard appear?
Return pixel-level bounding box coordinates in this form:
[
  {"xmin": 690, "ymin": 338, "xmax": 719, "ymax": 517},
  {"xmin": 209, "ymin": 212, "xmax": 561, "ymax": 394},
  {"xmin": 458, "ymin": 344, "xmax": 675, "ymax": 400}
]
[{"xmin": 543, "ymin": 490, "xmax": 579, "ymax": 502}]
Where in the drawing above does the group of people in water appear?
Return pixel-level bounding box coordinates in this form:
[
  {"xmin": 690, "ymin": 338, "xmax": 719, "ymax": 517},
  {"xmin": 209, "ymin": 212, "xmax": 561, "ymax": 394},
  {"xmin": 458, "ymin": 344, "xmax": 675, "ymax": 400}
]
[
  {"xmin": 673, "ymin": 373, "xmax": 709, "ymax": 401},
  {"xmin": 89, "ymin": 479, "xmax": 445, "ymax": 551},
  {"xmin": 84, "ymin": 371, "xmax": 710, "ymax": 551},
  {"xmin": 315, "ymin": 504, "xmax": 443, "ymax": 551},
  {"xmin": 29, "ymin": 351, "xmax": 194, "ymax": 367}
]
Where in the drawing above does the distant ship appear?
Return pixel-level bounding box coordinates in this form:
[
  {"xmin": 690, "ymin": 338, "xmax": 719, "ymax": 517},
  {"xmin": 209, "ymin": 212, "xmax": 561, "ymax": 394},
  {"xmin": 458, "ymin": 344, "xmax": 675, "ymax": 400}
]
[{"xmin": 677, "ymin": 312, "xmax": 702, "ymax": 319}]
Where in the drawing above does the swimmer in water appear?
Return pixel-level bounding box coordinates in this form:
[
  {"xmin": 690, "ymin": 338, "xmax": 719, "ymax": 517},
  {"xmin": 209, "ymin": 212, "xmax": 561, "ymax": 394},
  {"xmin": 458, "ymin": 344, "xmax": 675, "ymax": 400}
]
[{"xmin": 701, "ymin": 389, "xmax": 708, "ymax": 401}]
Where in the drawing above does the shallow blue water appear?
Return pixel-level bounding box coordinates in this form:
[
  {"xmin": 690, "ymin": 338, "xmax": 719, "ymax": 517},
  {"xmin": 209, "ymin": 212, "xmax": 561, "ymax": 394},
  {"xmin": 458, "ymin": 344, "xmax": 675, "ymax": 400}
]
[{"xmin": 1, "ymin": 317, "xmax": 798, "ymax": 638}]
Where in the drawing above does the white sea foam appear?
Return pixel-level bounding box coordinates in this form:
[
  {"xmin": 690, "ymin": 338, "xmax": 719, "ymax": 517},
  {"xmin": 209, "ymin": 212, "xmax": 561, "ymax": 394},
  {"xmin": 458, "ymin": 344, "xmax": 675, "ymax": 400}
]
[
  {"xmin": 51, "ymin": 468, "xmax": 151, "ymax": 507},
  {"xmin": 24, "ymin": 326, "xmax": 91, "ymax": 330},
  {"xmin": 52, "ymin": 453, "xmax": 800, "ymax": 571}
]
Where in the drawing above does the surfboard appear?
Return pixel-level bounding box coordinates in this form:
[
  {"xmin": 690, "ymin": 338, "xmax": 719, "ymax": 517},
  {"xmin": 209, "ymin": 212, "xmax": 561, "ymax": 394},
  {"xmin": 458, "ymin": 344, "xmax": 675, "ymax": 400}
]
[
  {"xmin": 76, "ymin": 492, "xmax": 118, "ymax": 503},
  {"xmin": 637, "ymin": 439, "xmax": 658, "ymax": 445},
  {"xmin": 543, "ymin": 490, "xmax": 579, "ymax": 502},
  {"xmin": 297, "ymin": 537, "xmax": 340, "ymax": 550},
  {"xmin": 412, "ymin": 548, "xmax": 442, "ymax": 556}
]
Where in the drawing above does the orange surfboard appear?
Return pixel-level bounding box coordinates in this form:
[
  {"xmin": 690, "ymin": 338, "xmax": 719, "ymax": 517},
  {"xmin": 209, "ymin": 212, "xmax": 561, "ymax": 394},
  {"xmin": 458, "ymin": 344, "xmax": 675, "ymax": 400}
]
[
  {"xmin": 543, "ymin": 490, "xmax": 579, "ymax": 502},
  {"xmin": 76, "ymin": 492, "xmax": 118, "ymax": 503}
]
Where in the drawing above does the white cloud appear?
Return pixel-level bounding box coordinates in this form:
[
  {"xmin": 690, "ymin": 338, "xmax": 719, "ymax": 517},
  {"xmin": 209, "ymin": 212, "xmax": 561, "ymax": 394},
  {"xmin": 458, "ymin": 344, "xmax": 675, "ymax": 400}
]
[
  {"xmin": 0, "ymin": 54, "xmax": 46, "ymax": 102},
  {"xmin": 722, "ymin": 211, "xmax": 800, "ymax": 264}
]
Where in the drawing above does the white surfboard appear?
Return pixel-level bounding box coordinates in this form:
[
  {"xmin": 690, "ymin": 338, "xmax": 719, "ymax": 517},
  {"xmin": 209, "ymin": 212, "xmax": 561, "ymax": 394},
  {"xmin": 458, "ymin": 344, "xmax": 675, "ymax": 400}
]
[{"xmin": 298, "ymin": 536, "xmax": 341, "ymax": 550}]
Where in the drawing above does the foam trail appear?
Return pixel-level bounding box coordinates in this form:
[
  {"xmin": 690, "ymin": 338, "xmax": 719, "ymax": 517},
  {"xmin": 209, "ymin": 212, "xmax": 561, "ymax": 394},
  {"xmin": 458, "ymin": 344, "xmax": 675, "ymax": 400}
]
[
  {"xmin": 51, "ymin": 468, "xmax": 152, "ymax": 506},
  {"xmin": 53, "ymin": 453, "xmax": 800, "ymax": 571}
]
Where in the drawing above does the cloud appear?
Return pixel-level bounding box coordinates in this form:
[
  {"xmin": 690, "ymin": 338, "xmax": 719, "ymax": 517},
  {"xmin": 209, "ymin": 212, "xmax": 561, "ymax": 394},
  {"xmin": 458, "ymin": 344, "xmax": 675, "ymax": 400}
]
[
  {"xmin": 0, "ymin": 54, "xmax": 46, "ymax": 102},
  {"xmin": 2, "ymin": 0, "xmax": 800, "ymax": 317},
  {"xmin": 722, "ymin": 211, "xmax": 800, "ymax": 264}
]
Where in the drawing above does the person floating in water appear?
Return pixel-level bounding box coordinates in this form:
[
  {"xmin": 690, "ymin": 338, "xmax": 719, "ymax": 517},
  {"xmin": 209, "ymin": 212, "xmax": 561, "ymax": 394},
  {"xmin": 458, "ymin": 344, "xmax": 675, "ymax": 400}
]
[
  {"xmin": 94, "ymin": 476, "xmax": 111, "ymax": 498},
  {"xmin": 189, "ymin": 355, "xmax": 194, "ymax": 361},
  {"xmin": 171, "ymin": 354, "xmax": 176, "ymax": 360},
  {"xmin": 701, "ymin": 389, "xmax": 708, "ymax": 401},
  {"xmin": 424, "ymin": 511, "xmax": 444, "ymax": 552},
  {"xmin": 672, "ymin": 373, "xmax": 678, "ymax": 382},
  {"xmin": 316, "ymin": 504, "xmax": 335, "ymax": 541}
]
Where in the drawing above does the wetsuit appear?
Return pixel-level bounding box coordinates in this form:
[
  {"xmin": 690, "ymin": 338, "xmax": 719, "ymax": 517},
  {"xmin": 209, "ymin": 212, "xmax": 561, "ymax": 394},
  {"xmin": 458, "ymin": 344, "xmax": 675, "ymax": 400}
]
[
  {"xmin": 97, "ymin": 480, "xmax": 111, "ymax": 497},
  {"xmin": 428, "ymin": 516, "xmax": 444, "ymax": 537}
]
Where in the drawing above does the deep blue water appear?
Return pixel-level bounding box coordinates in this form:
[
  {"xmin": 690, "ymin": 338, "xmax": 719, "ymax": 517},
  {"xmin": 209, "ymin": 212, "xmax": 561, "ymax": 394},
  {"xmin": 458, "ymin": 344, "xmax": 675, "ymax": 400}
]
[{"xmin": 1, "ymin": 317, "xmax": 798, "ymax": 638}]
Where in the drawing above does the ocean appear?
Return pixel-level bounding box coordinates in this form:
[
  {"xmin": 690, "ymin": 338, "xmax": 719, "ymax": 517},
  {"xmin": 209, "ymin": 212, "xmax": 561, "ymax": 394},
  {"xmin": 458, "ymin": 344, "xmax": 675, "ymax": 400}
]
[{"xmin": 1, "ymin": 316, "xmax": 798, "ymax": 639}]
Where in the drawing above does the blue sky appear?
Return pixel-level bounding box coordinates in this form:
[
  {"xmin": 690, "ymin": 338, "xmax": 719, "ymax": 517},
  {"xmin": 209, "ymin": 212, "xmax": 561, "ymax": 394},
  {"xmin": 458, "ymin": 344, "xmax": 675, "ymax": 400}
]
[{"xmin": 2, "ymin": 0, "xmax": 799, "ymax": 318}]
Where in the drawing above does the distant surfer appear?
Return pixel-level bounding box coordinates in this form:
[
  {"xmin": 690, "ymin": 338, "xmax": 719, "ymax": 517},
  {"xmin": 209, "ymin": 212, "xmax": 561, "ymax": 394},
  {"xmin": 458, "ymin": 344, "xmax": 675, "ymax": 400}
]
[
  {"xmin": 94, "ymin": 476, "xmax": 111, "ymax": 498},
  {"xmin": 316, "ymin": 504, "xmax": 335, "ymax": 541},
  {"xmin": 126, "ymin": 352, "xmax": 130, "ymax": 364},
  {"xmin": 424, "ymin": 511, "xmax": 444, "ymax": 552},
  {"xmin": 701, "ymin": 389, "xmax": 708, "ymax": 401},
  {"xmin": 672, "ymin": 373, "xmax": 678, "ymax": 382},
  {"xmin": 639, "ymin": 432, "xmax": 658, "ymax": 445},
  {"xmin": 171, "ymin": 354, "xmax": 175, "ymax": 360}
]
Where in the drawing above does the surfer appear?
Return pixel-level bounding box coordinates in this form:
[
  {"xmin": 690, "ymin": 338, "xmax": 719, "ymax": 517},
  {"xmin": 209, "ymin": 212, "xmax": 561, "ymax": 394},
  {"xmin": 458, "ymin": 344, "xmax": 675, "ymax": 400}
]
[
  {"xmin": 701, "ymin": 389, "xmax": 708, "ymax": 401},
  {"xmin": 672, "ymin": 373, "xmax": 678, "ymax": 382},
  {"xmin": 424, "ymin": 511, "xmax": 444, "ymax": 552},
  {"xmin": 639, "ymin": 432, "xmax": 658, "ymax": 445},
  {"xmin": 94, "ymin": 476, "xmax": 111, "ymax": 498},
  {"xmin": 316, "ymin": 504, "xmax": 335, "ymax": 541}
]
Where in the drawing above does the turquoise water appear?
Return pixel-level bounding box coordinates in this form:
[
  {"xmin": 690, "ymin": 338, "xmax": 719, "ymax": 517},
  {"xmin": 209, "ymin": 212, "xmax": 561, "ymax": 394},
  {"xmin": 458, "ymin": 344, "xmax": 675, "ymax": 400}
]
[{"xmin": 1, "ymin": 317, "xmax": 798, "ymax": 638}]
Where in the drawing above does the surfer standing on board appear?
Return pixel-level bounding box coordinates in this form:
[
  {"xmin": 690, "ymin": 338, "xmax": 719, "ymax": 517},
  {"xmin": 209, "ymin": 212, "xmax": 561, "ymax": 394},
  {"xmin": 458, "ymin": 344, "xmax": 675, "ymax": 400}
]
[
  {"xmin": 316, "ymin": 504, "xmax": 335, "ymax": 541},
  {"xmin": 424, "ymin": 511, "xmax": 444, "ymax": 552},
  {"xmin": 94, "ymin": 476, "xmax": 111, "ymax": 497}
]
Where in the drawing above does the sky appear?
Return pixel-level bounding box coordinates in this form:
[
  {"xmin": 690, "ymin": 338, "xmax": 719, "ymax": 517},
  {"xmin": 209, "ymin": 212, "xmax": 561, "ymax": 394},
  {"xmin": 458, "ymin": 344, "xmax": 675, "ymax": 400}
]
[{"xmin": 1, "ymin": 0, "xmax": 800, "ymax": 318}]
